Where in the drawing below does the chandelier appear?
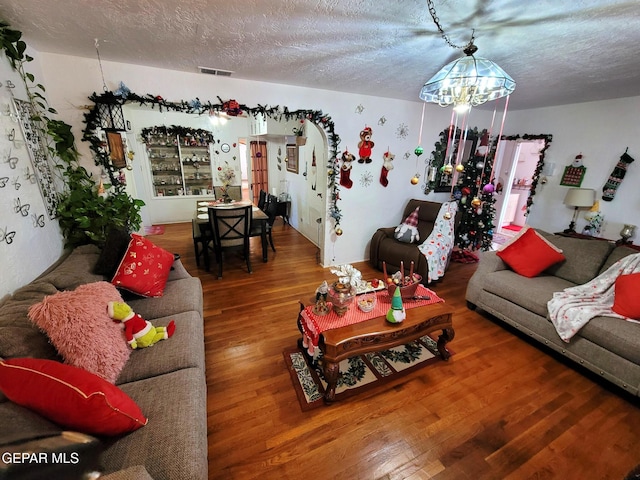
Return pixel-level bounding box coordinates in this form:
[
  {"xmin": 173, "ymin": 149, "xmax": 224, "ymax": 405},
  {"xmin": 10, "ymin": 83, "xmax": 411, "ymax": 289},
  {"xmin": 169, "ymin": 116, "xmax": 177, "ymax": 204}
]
[{"xmin": 419, "ymin": 1, "xmax": 515, "ymax": 110}]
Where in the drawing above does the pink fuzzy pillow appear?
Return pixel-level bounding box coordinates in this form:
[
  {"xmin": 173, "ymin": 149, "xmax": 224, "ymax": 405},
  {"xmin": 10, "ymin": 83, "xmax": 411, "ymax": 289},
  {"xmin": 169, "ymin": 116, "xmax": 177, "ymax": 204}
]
[{"xmin": 28, "ymin": 281, "xmax": 130, "ymax": 383}]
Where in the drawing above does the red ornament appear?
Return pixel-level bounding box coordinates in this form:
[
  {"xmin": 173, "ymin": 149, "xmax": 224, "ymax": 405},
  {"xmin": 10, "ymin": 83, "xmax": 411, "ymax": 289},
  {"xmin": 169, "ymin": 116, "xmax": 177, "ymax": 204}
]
[{"xmin": 461, "ymin": 187, "xmax": 471, "ymax": 196}]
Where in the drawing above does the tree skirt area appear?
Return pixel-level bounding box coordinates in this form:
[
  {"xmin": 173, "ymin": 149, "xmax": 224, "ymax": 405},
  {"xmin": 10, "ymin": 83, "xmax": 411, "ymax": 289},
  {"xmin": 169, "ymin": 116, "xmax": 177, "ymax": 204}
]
[{"xmin": 283, "ymin": 335, "xmax": 451, "ymax": 411}]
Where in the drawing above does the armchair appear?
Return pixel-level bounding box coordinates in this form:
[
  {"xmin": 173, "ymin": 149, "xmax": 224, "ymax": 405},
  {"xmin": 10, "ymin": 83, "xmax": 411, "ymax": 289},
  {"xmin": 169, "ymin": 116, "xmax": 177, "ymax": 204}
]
[{"xmin": 369, "ymin": 199, "xmax": 460, "ymax": 284}]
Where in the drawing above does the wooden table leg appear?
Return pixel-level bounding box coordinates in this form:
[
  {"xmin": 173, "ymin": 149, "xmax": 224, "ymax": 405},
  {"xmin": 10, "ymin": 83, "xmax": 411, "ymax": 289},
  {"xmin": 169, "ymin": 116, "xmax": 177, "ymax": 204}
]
[
  {"xmin": 323, "ymin": 361, "xmax": 339, "ymax": 403},
  {"xmin": 437, "ymin": 327, "xmax": 455, "ymax": 360},
  {"xmin": 261, "ymin": 222, "xmax": 268, "ymax": 262}
]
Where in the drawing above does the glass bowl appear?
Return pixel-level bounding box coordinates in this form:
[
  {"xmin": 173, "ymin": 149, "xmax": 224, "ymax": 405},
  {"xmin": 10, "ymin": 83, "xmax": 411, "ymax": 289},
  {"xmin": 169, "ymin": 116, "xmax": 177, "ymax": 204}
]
[{"xmin": 357, "ymin": 292, "xmax": 377, "ymax": 313}]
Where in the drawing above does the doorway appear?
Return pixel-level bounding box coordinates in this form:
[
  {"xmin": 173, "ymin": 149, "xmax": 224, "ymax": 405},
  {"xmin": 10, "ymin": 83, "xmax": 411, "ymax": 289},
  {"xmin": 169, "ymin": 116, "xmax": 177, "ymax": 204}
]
[{"xmin": 493, "ymin": 138, "xmax": 547, "ymax": 237}]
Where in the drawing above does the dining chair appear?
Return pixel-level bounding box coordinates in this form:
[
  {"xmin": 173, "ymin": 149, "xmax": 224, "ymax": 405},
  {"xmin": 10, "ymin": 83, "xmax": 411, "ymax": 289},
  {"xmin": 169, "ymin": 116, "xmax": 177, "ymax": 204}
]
[
  {"xmin": 250, "ymin": 194, "xmax": 278, "ymax": 252},
  {"xmin": 192, "ymin": 218, "xmax": 214, "ymax": 270},
  {"xmin": 208, "ymin": 205, "xmax": 252, "ymax": 278},
  {"xmin": 214, "ymin": 185, "xmax": 242, "ymax": 201},
  {"xmin": 257, "ymin": 189, "xmax": 267, "ymax": 210}
]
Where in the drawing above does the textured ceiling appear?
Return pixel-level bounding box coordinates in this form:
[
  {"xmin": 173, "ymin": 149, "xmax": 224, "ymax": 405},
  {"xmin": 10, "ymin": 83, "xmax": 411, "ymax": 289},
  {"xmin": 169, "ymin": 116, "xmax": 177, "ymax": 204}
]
[{"xmin": 1, "ymin": 0, "xmax": 639, "ymax": 110}]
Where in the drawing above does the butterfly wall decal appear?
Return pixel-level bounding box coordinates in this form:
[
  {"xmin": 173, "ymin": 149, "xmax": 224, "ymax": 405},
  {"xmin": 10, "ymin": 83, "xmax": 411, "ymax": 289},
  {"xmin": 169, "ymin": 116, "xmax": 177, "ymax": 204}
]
[
  {"xmin": 13, "ymin": 198, "xmax": 30, "ymax": 217},
  {"xmin": 24, "ymin": 167, "xmax": 36, "ymax": 184},
  {"xmin": 32, "ymin": 213, "xmax": 45, "ymax": 228},
  {"xmin": 0, "ymin": 177, "xmax": 8, "ymax": 188},
  {"xmin": 0, "ymin": 226, "xmax": 16, "ymax": 245},
  {"xmin": 4, "ymin": 150, "xmax": 18, "ymax": 169},
  {"xmin": 11, "ymin": 177, "xmax": 21, "ymax": 190}
]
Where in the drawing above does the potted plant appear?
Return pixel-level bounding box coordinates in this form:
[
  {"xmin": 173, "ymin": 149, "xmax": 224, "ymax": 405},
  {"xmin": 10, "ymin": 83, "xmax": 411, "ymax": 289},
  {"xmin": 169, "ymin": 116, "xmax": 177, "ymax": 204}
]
[{"xmin": 293, "ymin": 124, "xmax": 306, "ymax": 146}]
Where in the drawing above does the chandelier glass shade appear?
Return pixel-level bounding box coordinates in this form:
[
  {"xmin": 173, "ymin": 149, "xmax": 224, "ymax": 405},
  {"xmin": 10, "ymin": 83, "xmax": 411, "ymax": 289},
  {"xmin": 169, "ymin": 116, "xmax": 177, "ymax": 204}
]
[{"xmin": 419, "ymin": 47, "xmax": 516, "ymax": 109}]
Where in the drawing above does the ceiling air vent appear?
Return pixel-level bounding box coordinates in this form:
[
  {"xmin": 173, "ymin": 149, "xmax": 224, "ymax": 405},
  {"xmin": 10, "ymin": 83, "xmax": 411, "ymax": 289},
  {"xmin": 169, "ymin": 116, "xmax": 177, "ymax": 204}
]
[{"xmin": 198, "ymin": 66, "xmax": 233, "ymax": 77}]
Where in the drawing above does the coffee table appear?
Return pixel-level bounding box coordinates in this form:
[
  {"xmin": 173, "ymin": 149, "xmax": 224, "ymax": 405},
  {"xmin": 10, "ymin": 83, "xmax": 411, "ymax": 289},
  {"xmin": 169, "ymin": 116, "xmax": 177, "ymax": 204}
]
[{"xmin": 298, "ymin": 302, "xmax": 455, "ymax": 403}]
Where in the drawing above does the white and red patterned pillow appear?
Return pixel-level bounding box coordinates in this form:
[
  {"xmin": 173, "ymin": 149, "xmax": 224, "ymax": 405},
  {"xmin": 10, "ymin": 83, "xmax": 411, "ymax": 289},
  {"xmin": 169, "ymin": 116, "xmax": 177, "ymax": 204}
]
[{"xmin": 112, "ymin": 234, "xmax": 174, "ymax": 297}]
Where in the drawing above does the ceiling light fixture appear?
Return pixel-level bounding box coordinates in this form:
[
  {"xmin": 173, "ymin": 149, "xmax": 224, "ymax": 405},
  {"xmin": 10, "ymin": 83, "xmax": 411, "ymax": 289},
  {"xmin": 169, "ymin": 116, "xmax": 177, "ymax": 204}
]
[
  {"xmin": 94, "ymin": 39, "xmax": 125, "ymax": 131},
  {"xmin": 419, "ymin": 0, "xmax": 515, "ymax": 111}
]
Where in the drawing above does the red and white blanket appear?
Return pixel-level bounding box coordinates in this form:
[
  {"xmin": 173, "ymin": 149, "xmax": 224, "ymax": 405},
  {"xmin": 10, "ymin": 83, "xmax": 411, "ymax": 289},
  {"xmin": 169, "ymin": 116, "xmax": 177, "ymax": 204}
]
[
  {"xmin": 418, "ymin": 201, "xmax": 458, "ymax": 283},
  {"xmin": 548, "ymin": 253, "xmax": 640, "ymax": 342}
]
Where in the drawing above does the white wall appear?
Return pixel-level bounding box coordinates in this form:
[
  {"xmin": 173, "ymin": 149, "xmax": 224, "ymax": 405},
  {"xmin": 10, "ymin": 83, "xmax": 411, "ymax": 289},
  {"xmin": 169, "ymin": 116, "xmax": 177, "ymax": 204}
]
[
  {"xmin": 505, "ymin": 96, "xmax": 640, "ymax": 241},
  {"xmin": 37, "ymin": 52, "xmax": 459, "ymax": 267},
  {"xmin": 31, "ymin": 51, "xmax": 640, "ymax": 274},
  {"xmin": 0, "ymin": 49, "xmax": 65, "ymax": 299}
]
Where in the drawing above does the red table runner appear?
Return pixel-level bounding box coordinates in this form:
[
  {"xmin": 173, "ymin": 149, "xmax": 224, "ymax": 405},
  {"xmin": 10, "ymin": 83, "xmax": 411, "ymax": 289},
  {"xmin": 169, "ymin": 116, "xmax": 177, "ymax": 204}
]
[{"xmin": 300, "ymin": 284, "xmax": 444, "ymax": 355}]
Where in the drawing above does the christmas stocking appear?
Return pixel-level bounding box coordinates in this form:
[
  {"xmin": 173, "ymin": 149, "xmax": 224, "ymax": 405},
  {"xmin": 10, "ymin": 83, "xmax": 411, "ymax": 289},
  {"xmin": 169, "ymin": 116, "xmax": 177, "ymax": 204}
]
[
  {"xmin": 602, "ymin": 150, "xmax": 635, "ymax": 201},
  {"xmin": 340, "ymin": 165, "xmax": 353, "ymax": 189},
  {"xmin": 380, "ymin": 166, "xmax": 390, "ymax": 187},
  {"xmin": 380, "ymin": 151, "xmax": 395, "ymax": 187}
]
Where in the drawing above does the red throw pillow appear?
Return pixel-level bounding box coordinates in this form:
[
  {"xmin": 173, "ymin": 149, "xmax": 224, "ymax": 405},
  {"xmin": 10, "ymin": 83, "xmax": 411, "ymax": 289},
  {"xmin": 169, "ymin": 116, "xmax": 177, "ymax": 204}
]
[
  {"xmin": 112, "ymin": 234, "xmax": 174, "ymax": 297},
  {"xmin": 0, "ymin": 358, "xmax": 147, "ymax": 436},
  {"xmin": 612, "ymin": 273, "xmax": 640, "ymax": 319},
  {"xmin": 496, "ymin": 228, "xmax": 565, "ymax": 277}
]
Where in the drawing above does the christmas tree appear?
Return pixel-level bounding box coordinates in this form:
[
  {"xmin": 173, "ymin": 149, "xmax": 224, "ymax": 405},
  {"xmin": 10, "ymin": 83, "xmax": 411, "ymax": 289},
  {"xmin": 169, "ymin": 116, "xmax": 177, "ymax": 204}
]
[{"xmin": 453, "ymin": 130, "xmax": 497, "ymax": 251}]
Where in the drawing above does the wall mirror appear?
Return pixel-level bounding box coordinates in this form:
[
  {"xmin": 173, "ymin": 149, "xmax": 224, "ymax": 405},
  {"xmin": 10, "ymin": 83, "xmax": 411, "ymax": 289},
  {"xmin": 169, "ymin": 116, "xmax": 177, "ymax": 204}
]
[
  {"xmin": 496, "ymin": 133, "xmax": 553, "ymax": 219},
  {"xmin": 425, "ymin": 126, "xmax": 478, "ymax": 193}
]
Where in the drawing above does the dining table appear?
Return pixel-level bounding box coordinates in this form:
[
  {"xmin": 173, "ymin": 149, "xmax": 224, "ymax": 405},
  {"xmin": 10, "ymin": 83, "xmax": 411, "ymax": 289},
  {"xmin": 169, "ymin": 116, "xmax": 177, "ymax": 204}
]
[{"xmin": 195, "ymin": 200, "xmax": 270, "ymax": 262}]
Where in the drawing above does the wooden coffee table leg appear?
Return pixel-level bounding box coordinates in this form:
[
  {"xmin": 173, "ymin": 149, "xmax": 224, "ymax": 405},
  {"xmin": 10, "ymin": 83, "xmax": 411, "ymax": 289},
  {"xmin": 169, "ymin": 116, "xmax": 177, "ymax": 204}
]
[
  {"xmin": 323, "ymin": 361, "xmax": 340, "ymax": 403},
  {"xmin": 437, "ymin": 327, "xmax": 455, "ymax": 360}
]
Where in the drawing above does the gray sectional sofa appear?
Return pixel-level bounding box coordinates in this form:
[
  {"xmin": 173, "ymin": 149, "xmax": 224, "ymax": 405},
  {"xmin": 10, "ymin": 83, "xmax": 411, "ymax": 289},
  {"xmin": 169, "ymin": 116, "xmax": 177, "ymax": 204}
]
[
  {"xmin": 0, "ymin": 245, "xmax": 208, "ymax": 480},
  {"xmin": 466, "ymin": 231, "xmax": 640, "ymax": 396}
]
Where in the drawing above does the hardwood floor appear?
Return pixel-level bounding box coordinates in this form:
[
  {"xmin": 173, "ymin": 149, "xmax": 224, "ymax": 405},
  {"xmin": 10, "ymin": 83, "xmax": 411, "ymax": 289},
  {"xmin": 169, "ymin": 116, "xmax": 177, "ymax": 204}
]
[{"xmin": 149, "ymin": 221, "xmax": 640, "ymax": 479}]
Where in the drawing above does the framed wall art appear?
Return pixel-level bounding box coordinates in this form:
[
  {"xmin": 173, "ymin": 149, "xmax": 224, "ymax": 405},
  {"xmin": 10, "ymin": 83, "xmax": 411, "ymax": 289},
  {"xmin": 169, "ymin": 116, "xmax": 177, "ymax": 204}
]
[
  {"xmin": 286, "ymin": 144, "xmax": 298, "ymax": 174},
  {"xmin": 560, "ymin": 165, "xmax": 586, "ymax": 187}
]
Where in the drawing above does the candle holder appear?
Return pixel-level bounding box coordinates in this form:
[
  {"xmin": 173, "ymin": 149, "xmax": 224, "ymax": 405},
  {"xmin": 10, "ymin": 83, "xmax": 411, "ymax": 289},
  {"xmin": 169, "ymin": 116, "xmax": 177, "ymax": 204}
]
[{"xmin": 619, "ymin": 224, "xmax": 636, "ymax": 244}]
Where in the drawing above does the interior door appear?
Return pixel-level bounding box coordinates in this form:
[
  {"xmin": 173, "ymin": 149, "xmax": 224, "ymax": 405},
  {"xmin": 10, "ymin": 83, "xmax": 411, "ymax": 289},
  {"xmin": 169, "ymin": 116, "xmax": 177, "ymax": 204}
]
[
  {"xmin": 494, "ymin": 139, "xmax": 545, "ymax": 234},
  {"xmin": 250, "ymin": 140, "xmax": 268, "ymax": 204}
]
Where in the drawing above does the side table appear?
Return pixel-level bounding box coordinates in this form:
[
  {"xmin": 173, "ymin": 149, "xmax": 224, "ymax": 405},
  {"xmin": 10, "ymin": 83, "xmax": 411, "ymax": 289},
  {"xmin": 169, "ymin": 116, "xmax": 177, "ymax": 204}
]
[{"xmin": 276, "ymin": 200, "xmax": 291, "ymax": 225}]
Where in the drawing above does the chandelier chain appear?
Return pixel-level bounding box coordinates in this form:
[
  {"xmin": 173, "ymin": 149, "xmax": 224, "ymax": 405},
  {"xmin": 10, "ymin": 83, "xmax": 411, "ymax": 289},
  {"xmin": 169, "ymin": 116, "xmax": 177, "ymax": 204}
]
[
  {"xmin": 94, "ymin": 38, "xmax": 108, "ymax": 92},
  {"xmin": 427, "ymin": 0, "xmax": 474, "ymax": 50}
]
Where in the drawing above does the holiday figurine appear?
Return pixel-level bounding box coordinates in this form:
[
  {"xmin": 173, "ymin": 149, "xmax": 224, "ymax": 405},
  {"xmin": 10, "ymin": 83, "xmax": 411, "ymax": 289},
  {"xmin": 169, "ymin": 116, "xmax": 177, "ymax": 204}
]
[
  {"xmin": 394, "ymin": 206, "xmax": 420, "ymax": 243},
  {"xmin": 311, "ymin": 147, "xmax": 317, "ymax": 191},
  {"xmin": 476, "ymin": 131, "xmax": 489, "ymax": 156},
  {"xmin": 380, "ymin": 150, "xmax": 395, "ymax": 187},
  {"xmin": 602, "ymin": 149, "xmax": 635, "ymax": 201},
  {"xmin": 358, "ymin": 126, "xmax": 374, "ymax": 163},
  {"xmin": 108, "ymin": 301, "xmax": 175, "ymax": 349},
  {"xmin": 313, "ymin": 281, "xmax": 330, "ymax": 316},
  {"xmin": 386, "ymin": 287, "xmax": 406, "ymax": 323},
  {"xmin": 339, "ymin": 150, "xmax": 355, "ymax": 188}
]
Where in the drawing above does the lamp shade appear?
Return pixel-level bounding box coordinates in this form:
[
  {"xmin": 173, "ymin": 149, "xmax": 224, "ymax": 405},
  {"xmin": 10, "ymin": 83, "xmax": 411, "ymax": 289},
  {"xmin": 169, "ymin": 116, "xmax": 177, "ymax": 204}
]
[
  {"xmin": 563, "ymin": 188, "xmax": 596, "ymax": 207},
  {"xmin": 419, "ymin": 53, "xmax": 516, "ymax": 108}
]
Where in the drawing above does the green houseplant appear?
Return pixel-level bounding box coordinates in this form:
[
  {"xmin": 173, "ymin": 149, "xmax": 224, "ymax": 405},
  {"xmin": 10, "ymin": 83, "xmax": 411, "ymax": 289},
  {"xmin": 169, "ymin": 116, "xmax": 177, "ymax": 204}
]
[{"xmin": 1, "ymin": 20, "xmax": 144, "ymax": 248}]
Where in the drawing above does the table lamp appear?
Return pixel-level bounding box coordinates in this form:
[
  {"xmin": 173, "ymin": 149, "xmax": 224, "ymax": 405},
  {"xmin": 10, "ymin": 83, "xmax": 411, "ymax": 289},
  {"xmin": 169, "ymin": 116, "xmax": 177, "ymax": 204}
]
[{"xmin": 563, "ymin": 188, "xmax": 596, "ymax": 233}]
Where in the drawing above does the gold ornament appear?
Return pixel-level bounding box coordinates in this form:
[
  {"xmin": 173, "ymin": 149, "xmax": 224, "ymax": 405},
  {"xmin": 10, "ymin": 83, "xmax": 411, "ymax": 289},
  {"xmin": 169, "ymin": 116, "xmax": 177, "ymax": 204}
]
[
  {"xmin": 410, "ymin": 175, "xmax": 419, "ymax": 185},
  {"xmin": 455, "ymin": 164, "xmax": 465, "ymax": 172},
  {"xmin": 335, "ymin": 227, "xmax": 343, "ymax": 236},
  {"xmin": 443, "ymin": 164, "xmax": 453, "ymax": 175},
  {"xmin": 471, "ymin": 197, "xmax": 482, "ymax": 208},
  {"xmin": 443, "ymin": 212, "xmax": 452, "ymax": 220}
]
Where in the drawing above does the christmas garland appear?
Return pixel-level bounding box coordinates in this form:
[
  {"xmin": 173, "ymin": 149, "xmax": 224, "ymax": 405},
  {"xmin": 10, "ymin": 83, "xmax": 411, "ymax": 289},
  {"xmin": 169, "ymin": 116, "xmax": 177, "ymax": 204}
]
[
  {"xmin": 82, "ymin": 88, "xmax": 343, "ymax": 230},
  {"xmin": 500, "ymin": 134, "xmax": 553, "ymax": 216},
  {"xmin": 140, "ymin": 125, "xmax": 215, "ymax": 145}
]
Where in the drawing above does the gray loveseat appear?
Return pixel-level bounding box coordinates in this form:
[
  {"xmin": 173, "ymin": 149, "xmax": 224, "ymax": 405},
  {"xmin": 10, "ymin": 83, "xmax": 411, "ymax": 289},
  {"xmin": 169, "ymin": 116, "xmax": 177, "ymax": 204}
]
[
  {"xmin": 0, "ymin": 245, "xmax": 208, "ymax": 479},
  {"xmin": 466, "ymin": 231, "xmax": 640, "ymax": 396}
]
